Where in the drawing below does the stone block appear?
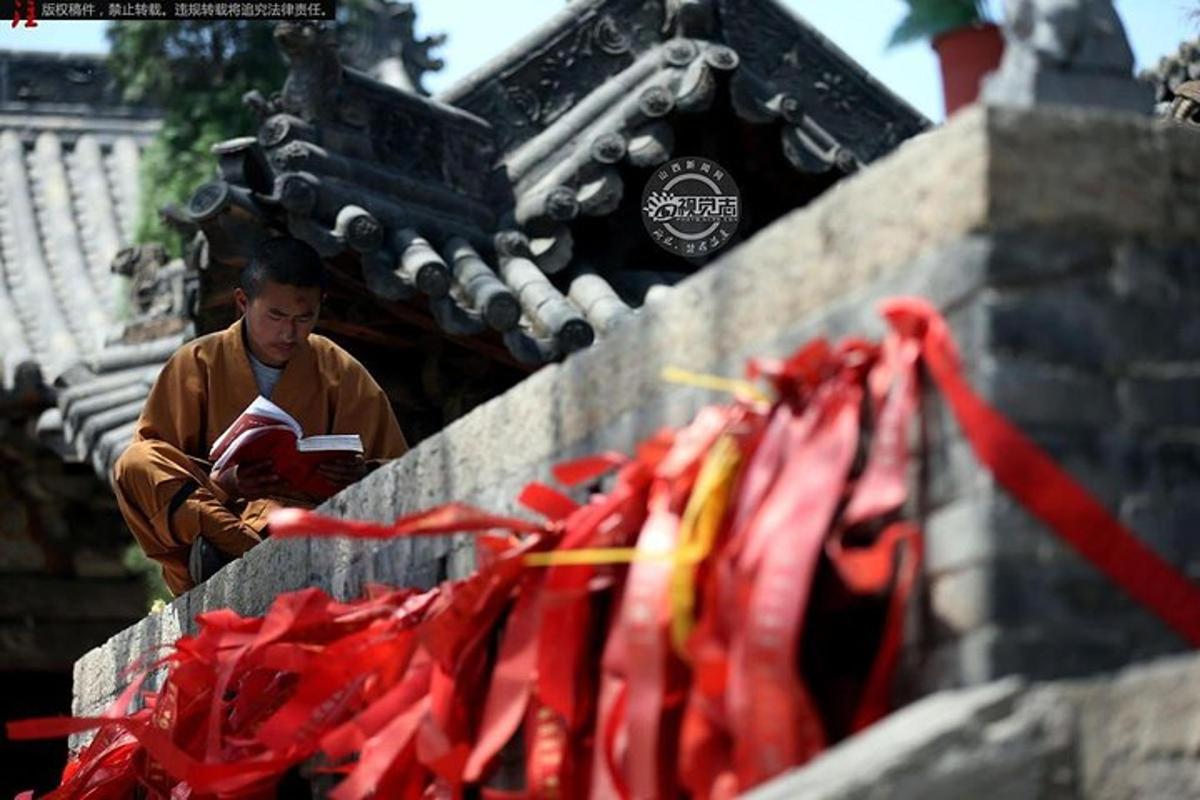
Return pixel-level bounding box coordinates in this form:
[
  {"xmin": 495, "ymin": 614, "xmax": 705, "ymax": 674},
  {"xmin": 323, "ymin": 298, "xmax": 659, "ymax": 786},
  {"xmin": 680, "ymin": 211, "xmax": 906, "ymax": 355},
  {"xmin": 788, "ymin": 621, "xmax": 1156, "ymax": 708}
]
[
  {"xmin": 984, "ymin": 286, "xmax": 1116, "ymax": 369},
  {"xmin": 1110, "ymin": 241, "xmax": 1200, "ymax": 305},
  {"xmin": 925, "ymin": 494, "xmax": 992, "ymax": 576},
  {"xmin": 985, "ymin": 230, "xmax": 1112, "ymax": 286},
  {"xmin": 192, "ymin": 535, "xmax": 313, "ymax": 620},
  {"xmin": 753, "ymin": 653, "xmax": 1200, "ymax": 800},
  {"xmin": 923, "ymin": 429, "xmax": 990, "ymax": 516},
  {"xmin": 986, "ymin": 106, "xmax": 1175, "ymax": 240},
  {"xmin": 930, "ymin": 566, "xmax": 991, "ymax": 635},
  {"xmin": 1141, "ymin": 434, "xmax": 1200, "ymax": 491},
  {"xmin": 933, "ymin": 417, "xmax": 1124, "ymax": 517},
  {"xmin": 1119, "ymin": 487, "xmax": 1200, "ymax": 577},
  {"xmin": 69, "ymin": 595, "xmax": 192, "ymax": 750},
  {"xmin": 986, "ymin": 559, "xmax": 1161, "ymax": 634},
  {"xmin": 1003, "ymin": 424, "xmax": 1133, "ymax": 504},
  {"xmin": 1164, "ymin": 122, "xmax": 1200, "ymax": 233},
  {"xmin": 743, "ymin": 678, "xmax": 1027, "ymax": 800},
  {"xmin": 304, "ymin": 537, "xmax": 357, "ymax": 595},
  {"xmin": 1119, "ymin": 375, "xmax": 1200, "ymax": 427},
  {"xmin": 982, "ymin": 356, "xmax": 1117, "ymax": 427},
  {"xmin": 985, "ymin": 70, "xmax": 1154, "ymax": 115},
  {"xmin": 945, "ymin": 619, "xmax": 1181, "ymax": 687},
  {"xmin": 1072, "ymin": 654, "xmax": 1200, "ymax": 799}
]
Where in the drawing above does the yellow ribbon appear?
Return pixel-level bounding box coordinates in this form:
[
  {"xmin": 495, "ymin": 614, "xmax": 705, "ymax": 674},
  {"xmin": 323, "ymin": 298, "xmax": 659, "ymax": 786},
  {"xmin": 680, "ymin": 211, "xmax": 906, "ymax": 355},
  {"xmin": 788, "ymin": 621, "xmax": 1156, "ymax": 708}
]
[
  {"xmin": 660, "ymin": 366, "xmax": 773, "ymax": 405},
  {"xmin": 523, "ymin": 547, "xmax": 672, "ymax": 567},
  {"xmin": 669, "ymin": 434, "xmax": 743, "ymax": 658},
  {"xmin": 525, "ymin": 366, "xmax": 751, "ymax": 659},
  {"xmin": 522, "ymin": 434, "xmax": 742, "ymax": 662}
]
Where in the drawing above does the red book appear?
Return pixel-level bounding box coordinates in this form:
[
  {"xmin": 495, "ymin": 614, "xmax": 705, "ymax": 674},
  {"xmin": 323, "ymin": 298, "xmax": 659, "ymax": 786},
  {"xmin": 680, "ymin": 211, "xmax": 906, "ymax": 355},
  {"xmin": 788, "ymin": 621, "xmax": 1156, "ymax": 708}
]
[{"xmin": 209, "ymin": 396, "xmax": 364, "ymax": 500}]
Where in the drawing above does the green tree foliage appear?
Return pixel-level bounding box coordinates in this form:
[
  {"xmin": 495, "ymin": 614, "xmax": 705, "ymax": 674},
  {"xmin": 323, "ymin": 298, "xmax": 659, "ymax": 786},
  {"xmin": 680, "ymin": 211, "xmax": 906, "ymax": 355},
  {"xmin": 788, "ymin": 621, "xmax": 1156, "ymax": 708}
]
[
  {"xmin": 122, "ymin": 541, "xmax": 172, "ymax": 609},
  {"xmin": 107, "ymin": 4, "xmax": 380, "ymax": 255},
  {"xmin": 888, "ymin": 0, "xmax": 991, "ymax": 48},
  {"xmin": 107, "ymin": 21, "xmax": 288, "ymax": 254}
]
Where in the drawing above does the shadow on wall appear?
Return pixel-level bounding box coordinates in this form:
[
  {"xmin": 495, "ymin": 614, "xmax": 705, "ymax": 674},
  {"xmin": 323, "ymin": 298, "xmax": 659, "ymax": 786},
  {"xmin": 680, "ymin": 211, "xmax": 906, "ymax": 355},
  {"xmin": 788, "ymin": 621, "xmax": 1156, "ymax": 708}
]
[{"xmin": 1, "ymin": 670, "xmax": 71, "ymax": 796}]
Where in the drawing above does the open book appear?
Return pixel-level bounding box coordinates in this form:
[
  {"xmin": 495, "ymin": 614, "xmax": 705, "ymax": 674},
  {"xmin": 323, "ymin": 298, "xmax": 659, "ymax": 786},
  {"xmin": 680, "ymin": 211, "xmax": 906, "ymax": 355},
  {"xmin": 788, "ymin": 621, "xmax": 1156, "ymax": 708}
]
[{"xmin": 209, "ymin": 396, "xmax": 364, "ymax": 500}]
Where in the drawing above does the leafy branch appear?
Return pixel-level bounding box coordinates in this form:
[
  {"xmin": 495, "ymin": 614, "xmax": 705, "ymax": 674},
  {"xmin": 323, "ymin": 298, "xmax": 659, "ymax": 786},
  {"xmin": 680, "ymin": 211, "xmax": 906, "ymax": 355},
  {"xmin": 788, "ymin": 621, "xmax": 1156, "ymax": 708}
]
[
  {"xmin": 107, "ymin": 20, "xmax": 288, "ymax": 255},
  {"xmin": 888, "ymin": 0, "xmax": 992, "ymax": 48},
  {"xmin": 106, "ymin": 3, "xmax": 378, "ymax": 256}
]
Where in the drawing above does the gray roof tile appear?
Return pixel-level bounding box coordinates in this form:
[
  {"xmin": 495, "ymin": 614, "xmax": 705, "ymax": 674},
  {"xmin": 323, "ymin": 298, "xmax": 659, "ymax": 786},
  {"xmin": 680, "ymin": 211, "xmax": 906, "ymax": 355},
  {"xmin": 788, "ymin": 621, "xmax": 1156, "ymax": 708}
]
[
  {"xmin": 187, "ymin": 0, "xmax": 927, "ymax": 367},
  {"xmin": 0, "ymin": 51, "xmax": 177, "ymax": 483}
]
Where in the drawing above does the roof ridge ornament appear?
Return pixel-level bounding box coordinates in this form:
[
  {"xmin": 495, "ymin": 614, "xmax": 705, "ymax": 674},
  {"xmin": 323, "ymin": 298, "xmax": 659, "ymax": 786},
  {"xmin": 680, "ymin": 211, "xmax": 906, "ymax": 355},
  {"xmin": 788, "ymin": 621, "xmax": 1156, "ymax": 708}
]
[
  {"xmin": 663, "ymin": 0, "xmax": 715, "ymax": 39},
  {"xmin": 981, "ymin": 0, "xmax": 1153, "ymax": 113},
  {"xmin": 275, "ymin": 21, "xmax": 345, "ymax": 124},
  {"xmin": 338, "ymin": 0, "xmax": 446, "ymax": 95}
]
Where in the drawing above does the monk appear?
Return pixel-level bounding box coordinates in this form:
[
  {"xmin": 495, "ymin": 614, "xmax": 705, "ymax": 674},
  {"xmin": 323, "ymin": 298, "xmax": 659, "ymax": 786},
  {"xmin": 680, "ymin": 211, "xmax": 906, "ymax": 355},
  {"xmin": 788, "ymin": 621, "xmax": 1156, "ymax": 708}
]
[{"xmin": 113, "ymin": 236, "xmax": 408, "ymax": 595}]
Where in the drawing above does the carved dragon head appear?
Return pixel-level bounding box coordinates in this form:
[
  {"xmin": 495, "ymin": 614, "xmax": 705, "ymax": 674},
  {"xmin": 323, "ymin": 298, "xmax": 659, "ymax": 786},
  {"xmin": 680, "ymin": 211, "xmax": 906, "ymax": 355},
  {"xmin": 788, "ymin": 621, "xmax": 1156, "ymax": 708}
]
[
  {"xmin": 273, "ymin": 20, "xmax": 338, "ymax": 61},
  {"xmin": 274, "ymin": 21, "xmax": 342, "ymax": 123}
]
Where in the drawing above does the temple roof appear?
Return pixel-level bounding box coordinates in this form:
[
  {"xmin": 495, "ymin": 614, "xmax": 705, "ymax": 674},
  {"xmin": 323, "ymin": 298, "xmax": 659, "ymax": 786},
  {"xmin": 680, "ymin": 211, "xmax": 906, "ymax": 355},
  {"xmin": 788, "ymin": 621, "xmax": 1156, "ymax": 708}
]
[
  {"xmin": 0, "ymin": 50, "xmax": 184, "ymax": 483},
  {"xmin": 0, "ymin": 51, "xmax": 162, "ymax": 390},
  {"xmin": 189, "ymin": 0, "xmax": 928, "ymax": 366},
  {"xmin": 0, "ymin": 49, "xmax": 161, "ymax": 141},
  {"xmin": 1, "ymin": 7, "xmax": 454, "ymax": 482},
  {"xmin": 2, "ymin": 0, "xmax": 932, "ymax": 482},
  {"xmin": 0, "ymin": 52, "xmax": 173, "ymax": 664},
  {"xmin": 37, "ymin": 310, "xmax": 191, "ymax": 484}
]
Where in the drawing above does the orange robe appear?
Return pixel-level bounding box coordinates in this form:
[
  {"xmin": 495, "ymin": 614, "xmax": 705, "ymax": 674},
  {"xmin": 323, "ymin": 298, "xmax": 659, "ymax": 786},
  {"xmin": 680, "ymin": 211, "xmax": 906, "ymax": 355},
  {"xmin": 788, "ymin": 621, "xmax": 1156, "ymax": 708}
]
[{"xmin": 113, "ymin": 318, "xmax": 408, "ymax": 595}]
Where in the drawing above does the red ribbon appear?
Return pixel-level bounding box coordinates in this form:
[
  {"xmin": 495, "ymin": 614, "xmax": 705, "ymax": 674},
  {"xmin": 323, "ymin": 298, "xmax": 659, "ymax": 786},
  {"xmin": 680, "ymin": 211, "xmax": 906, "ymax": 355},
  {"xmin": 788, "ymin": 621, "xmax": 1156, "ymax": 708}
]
[
  {"xmin": 883, "ymin": 297, "xmax": 1200, "ymax": 646},
  {"xmin": 12, "ymin": 296, "xmax": 1196, "ymax": 799},
  {"xmin": 268, "ymin": 503, "xmax": 548, "ymax": 540},
  {"xmin": 731, "ymin": 376, "xmax": 860, "ymax": 785}
]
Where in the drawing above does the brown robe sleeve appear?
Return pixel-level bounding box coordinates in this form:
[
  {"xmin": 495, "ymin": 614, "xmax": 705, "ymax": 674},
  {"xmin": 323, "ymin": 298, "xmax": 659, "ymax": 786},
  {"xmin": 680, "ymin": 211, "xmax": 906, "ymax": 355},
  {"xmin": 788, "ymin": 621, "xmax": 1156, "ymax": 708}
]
[
  {"xmin": 133, "ymin": 344, "xmax": 208, "ymax": 456},
  {"xmin": 114, "ymin": 341, "xmax": 257, "ymax": 595}
]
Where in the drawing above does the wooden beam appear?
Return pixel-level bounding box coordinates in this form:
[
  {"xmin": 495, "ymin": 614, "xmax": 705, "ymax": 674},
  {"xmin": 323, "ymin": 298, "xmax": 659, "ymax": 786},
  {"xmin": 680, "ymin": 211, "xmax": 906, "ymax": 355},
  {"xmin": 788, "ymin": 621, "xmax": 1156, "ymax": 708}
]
[
  {"xmin": 200, "ymin": 287, "xmax": 236, "ymax": 311},
  {"xmin": 198, "ymin": 257, "xmax": 533, "ymax": 372},
  {"xmin": 0, "ymin": 395, "xmax": 52, "ymax": 419},
  {"xmin": 316, "ymin": 319, "xmax": 417, "ymax": 351},
  {"xmin": 322, "ymin": 265, "xmax": 439, "ymax": 332},
  {"xmin": 323, "ymin": 267, "xmax": 532, "ymax": 372}
]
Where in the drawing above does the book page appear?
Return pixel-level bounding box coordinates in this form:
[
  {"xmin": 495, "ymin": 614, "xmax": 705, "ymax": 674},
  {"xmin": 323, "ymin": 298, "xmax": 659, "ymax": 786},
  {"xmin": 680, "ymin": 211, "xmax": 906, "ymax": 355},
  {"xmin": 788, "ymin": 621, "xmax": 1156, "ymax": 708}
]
[
  {"xmin": 296, "ymin": 434, "xmax": 364, "ymax": 453},
  {"xmin": 209, "ymin": 395, "xmax": 303, "ymax": 460},
  {"xmin": 211, "ymin": 425, "xmax": 297, "ymax": 472}
]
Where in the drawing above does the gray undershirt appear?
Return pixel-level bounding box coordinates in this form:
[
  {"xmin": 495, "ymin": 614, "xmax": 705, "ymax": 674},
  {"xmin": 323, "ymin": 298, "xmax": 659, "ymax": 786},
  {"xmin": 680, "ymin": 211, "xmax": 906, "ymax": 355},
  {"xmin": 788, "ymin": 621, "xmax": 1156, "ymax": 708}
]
[{"xmin": 247, "ymin": 350, "xmax": 284, "ymax": 399}]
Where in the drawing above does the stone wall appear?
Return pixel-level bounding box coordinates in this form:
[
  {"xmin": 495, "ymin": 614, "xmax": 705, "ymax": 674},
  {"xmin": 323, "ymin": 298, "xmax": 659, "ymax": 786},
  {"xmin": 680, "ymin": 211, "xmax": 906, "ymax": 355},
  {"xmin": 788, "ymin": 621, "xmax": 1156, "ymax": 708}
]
[
  {"xmin": 746, "ymin": 652, "xmax": 1200, "ymax": 800},
  {"xmin": 917, "ymin": 231, "xmax": 1200, "ymax": 691},
  {"xmin": 73, "ymin": 106, "xmax": 1200, "ymax": 760}
]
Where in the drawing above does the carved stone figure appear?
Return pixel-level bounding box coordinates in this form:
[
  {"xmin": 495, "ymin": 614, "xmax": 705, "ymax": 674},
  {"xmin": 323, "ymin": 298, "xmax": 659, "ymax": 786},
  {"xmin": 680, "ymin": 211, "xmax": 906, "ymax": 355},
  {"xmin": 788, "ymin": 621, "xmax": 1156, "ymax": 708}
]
[
  {"xmin": 982, "ymin": 0, "xmax": 1153, "ymax": 113},
  {"xmin": 275, "ymin": 21, "xmax": 343, "ymax": 123},
  {"xmin": 1168, "ymin": 80, "xmax": 1200, "ymax": 128},
  {"xmin": 111, "ymin": 244, "xmax": 193, "ymax": 325},
  {"xmin": 338, "ymin": 0, "xmax": 446, "ymax": 94}
]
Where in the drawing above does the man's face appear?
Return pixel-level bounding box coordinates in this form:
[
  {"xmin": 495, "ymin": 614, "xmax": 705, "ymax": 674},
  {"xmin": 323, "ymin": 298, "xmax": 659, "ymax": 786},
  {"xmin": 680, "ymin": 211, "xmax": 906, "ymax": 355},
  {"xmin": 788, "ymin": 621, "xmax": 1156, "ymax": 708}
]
[{"xmin": 235, "ymin": 280, "xmax": 322, "ymax": 367}]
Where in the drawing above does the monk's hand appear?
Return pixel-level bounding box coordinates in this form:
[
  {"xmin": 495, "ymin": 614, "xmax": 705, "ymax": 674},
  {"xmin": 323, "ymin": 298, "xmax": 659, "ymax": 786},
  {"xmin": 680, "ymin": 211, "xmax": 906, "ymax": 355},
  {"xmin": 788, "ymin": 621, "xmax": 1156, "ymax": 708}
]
[
  {"xmin": 213, "ymin": 460, "xmax": 288, "ymax": 500},
  {"xmin": 317, "ymin": 454, "xmax": 367, "ymax": 488}
]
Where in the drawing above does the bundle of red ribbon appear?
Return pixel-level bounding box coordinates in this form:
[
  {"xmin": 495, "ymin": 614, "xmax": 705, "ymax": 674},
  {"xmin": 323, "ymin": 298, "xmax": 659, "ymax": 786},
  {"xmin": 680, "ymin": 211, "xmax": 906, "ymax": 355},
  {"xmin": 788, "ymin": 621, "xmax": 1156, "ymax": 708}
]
[{"xmin": 10, "ymin": 298, "xmax": 1199, "ymax": 799}]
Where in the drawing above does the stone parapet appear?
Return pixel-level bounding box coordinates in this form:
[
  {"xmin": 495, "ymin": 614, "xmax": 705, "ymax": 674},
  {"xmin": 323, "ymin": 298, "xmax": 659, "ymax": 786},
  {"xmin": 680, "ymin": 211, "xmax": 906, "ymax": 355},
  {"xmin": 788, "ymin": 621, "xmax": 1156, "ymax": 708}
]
[
  {"xmin": 746, "ymin": 653, "xmax": 1200, "ymax": 800},
  {"xmin": 74, "ymin": 106, "xmax": 1200, "ymax": 770}
]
